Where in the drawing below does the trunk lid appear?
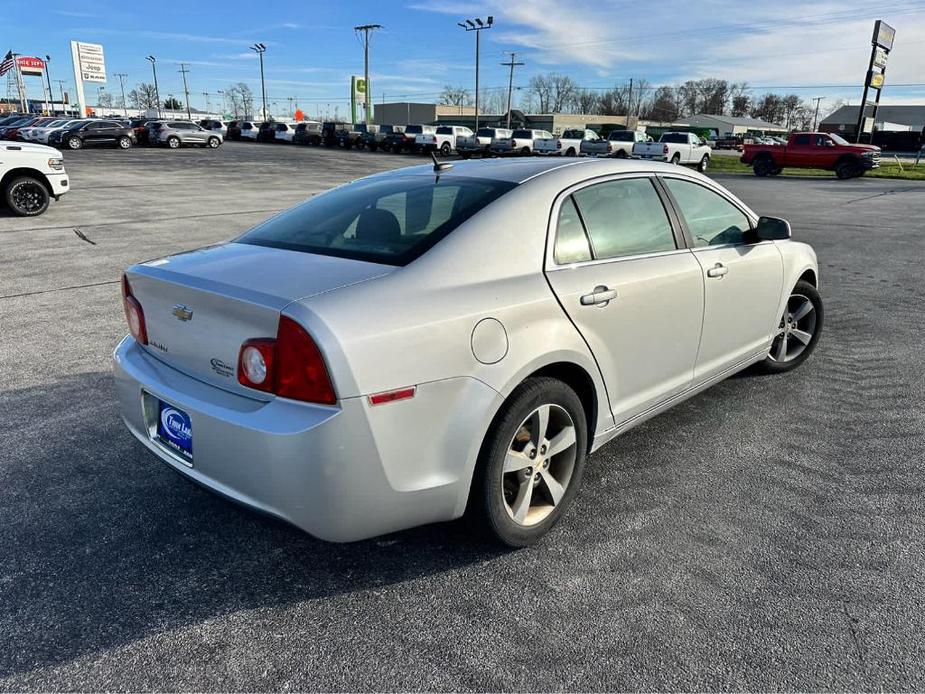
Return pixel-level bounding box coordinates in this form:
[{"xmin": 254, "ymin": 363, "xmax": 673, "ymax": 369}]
[{"xmin": 127, "ymin": 242, "xmax": 393, "ymax": 398}]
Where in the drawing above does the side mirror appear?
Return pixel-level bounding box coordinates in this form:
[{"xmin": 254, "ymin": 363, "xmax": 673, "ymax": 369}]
[{"xmin": 755, "ymin": 216, "xmax": 791, "ymax": 241}]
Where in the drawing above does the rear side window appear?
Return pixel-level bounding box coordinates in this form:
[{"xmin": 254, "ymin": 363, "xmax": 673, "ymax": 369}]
[
  {"xmin": 793, "ymin": 134, "xmax": 811, "ymax": 145},
  {"xmin": 663, "ymin": 178, "xmax": 751, "ymax": 247},
  {"xmin": 571, "ymin": 178, "xmax": 676, "ymax": 260},
  {"xmin": 554, "ymin": 197, "xmax": 592, "ymax": 264},
  {"xmin": 238, "ymin": 176, "xmax": 517, "ymax": 266}
]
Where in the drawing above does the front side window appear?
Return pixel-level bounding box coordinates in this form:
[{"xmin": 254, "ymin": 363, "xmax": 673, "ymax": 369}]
[
  {"xmin": 238, "ymin": 175, "xmax": 516, "ymax": 266},
  {"xmin": 663, "ymin": 178, "xmax": 751, "ymax": 247},
  {"xmin": 793, "ymin": 134, "xmax": 811, "ymax": 145},
  {"xmin": 570, "ymin": 178, "xmax": 676, "ymax": 260},
  {"xmin": 554, "ymin": 197, "xmax": 592, "ymax": 264}
]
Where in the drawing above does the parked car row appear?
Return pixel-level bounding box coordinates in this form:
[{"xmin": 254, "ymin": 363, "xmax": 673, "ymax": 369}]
[{"xmin": 0, "ymin": 115, "xmax": 136, "ymax": 149}]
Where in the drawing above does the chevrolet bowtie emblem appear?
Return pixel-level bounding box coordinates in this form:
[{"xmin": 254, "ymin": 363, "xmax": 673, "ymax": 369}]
[{"xmin": 172, "ymin": 304, "xmax": 193, "ymax": 321}]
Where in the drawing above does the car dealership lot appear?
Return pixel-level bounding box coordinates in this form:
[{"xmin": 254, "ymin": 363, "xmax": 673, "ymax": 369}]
[{"xmin": 1, "ymin": 143, "xmax": 924, "ymax": 690}]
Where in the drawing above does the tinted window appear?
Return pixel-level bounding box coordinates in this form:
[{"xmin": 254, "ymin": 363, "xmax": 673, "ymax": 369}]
[
  {"xmin": 663, "ymin": 178, "xmax": 751, "ymax": 247},
  {"xmin": 793, "ymin": 134, "xmax": 811, "ymax": 145},
  {"xmin": 661, "ymin": 133, "xmax": 689, "ymax": 143},
  {"xmin": 476, "ymin": 128, "xmax": 495, "ymax": 137},
  {"xmin": 572, "ymin": 178, "xmax": 676, "ymax": 260},
  {"xmin": 561, "ymin": 130, "xmax": 584, "ymax": 139},
  {"xmin": 405, "ymin": 125, "xmax": 423, "ymax": 134},
  {"xmin": 238, "ymin": 175, "xmax": 517, "ymax": 266},
  {"xmin": 436, "ymin": 126, "xmax": 453, "ymax": 135},
  {"xmin": 512, "ymin": 130, "xmax": 532, "ymax": 139},
  {"xmin": 609, "ymin": 131, "xmax": 634, "ymax": 141},
  {"xmin": 554, "ymin": 197, "xmax": 592, "ymax": 264}
]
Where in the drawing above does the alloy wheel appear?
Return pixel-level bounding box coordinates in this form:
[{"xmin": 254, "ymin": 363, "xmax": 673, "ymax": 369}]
[
  {"xmin": 501, "ymin": 404, "xmax": 577, "ymax": 527},
  {"xmin": 769, "ymin": 293, "xmax": 817, "ymax": 363},
  {"xmin": 10, "ymin": 181, "xmax": 47, "ymax": 214}
]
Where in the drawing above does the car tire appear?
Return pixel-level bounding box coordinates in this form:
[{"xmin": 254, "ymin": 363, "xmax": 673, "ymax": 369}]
[
  {"xmin": 468, "ymin": 376, "xmax": 588, "ymax": 548},
  {"xmin": 368, "ymin": 143, "xmax": 378, "ymax": 152},
  {"xmin": 835, "ymin": 157, "xmax": 859, "ymax": 179},
  {"xmin": 4, "ymin": 175, "xmax": 50, "ymax": 217},
  {"xmin": 615, "ymin": 150, "xmax": 627, "ymax": 159},
  {"xmin": 770, "ymin": 167, "xmax": 783, "ymax": 176},
  {"xmin": 753, "ymin": 157, "xmax": 773, "ymax": 177},
  {"xmin": 167, "ymin": 136, "xmax": 181, "ymax": 149},
  {"xmin": 207, "ymin": 137, "xmax": 221, "ymax": 148},
  {"xmin": 756, "ymin": 280, "xmax": 823, "ymax": 374},
  {"xmin": 460, "ymin": 152, "xmax": 471, "ymax": 160},
  {"xmin": 565, "ymin": 148, "xmax": 576, "ymax": 157},
  {"xmin": 440, "ymin": 142, "xmax": 452, "ymax": 157},
  {"xmin": 117, "ymin": 136, "xmax": 132, "ymax": 149},
  {"xmin": 521, "ymin": 147, "xmax": 531, "ymax": 156},
  {"xmin": 697, "ymin": 154, "xmax": 710, "ymax": 173},
  {"xmin": 67, "ymin": 136, "xmax": 82, "ymax": 150},
  {"xmin": 670, "ymin": 153, "xmax": 681, "ymax": 165}
]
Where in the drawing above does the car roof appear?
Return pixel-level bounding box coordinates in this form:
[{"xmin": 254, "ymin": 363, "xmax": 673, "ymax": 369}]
[{"xmin": 375, "ymin": 157, "xmax": 693, "ymax": 186}]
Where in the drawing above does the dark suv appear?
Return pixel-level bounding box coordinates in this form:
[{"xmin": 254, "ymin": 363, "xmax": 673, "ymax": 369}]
[
  {"xmin": 321, "ymin": 121, "xmax": 349, "ymax": 147},
  {"xmin": 48, "ymin": 120, "xmax": 135, "ymax": 150},
  {"xmin": 256, "ymin": 121, "xmax": 277, "ymax": 143},
  {"xmin": 363, "ymin": 124, "xmax": 404, "ymax": 152},
  {"xmin": 292, "ymin": 121, "xmax": 322, "ymax": 146},
  {"xmin": 226, "ymin": 120, "xmax": 241, "ymax": 141},
  {"xmin": 335, "ymin": 123, "xmax": 377, "ymax": 149}
]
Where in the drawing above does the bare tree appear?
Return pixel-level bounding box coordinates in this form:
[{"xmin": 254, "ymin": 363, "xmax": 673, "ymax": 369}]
[
  {"xmin": 573, "ymin": 89, "xmax": 599, "ymax": 115},
  {"xmin": 128, "ymin": 82, "xmax": 159, "ymax": 110},
  {"xmin": 440, "ymin": 85, "xmax": 472, "ymax": 106},
  {"xmin": 528, "ymin": 73, "xmax": 579, "ymax": 113}
]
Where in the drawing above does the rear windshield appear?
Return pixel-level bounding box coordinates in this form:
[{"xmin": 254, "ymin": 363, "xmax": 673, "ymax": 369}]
[
  {"xmin": 512, "ymin": 130, "xmax": 533, "ymax": 139},
  {"xmin": 404, "ymin": 125, "xmax": 423, "ymax": 134},
  {"xmin": 561, "ymin": 130, "xmax": 584, "ymax": 139},
  {"xmin": 476, "ymin": 128, "xmax": 496, "ymax": 137},
  {"xmin": 610, "ymin": 131, "xmax": 635, "ymax": 141},
  {"xmin": 242, "ymin": 122, "xmax": 254, "ymax": 129},
  {"xmin": 661, "ymin": 133, "xmax": 689, "ymax": 143},
  {"xmin": 436, "ymin": 126, "xmax": 454, "ymax": 135},
  {"xmin": 237, "ymin": 175, "xmax": 517, "ymax": 266}
]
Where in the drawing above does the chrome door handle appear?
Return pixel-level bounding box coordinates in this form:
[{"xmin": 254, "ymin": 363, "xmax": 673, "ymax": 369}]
[
  {"xmin": 706, "ymin": 263, "xmax": 729, "ymax": 278},
  {"xmin": 580, "ymin": 285, "xmax": 618, "ymax": 306}
]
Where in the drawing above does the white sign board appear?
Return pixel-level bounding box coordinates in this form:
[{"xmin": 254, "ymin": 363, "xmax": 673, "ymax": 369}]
[{"xmin": 76, "ymin": 42, "xmax": 106, "ymax": 83}]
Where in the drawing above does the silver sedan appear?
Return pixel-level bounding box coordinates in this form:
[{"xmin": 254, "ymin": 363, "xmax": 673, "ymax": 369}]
[{"xmin": 114, "ymin": 158, "xmax": 823, "ymax": 546}]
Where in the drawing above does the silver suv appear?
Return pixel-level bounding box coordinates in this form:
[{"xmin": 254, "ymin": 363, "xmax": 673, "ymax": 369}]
[{"xmin": 151, "ymin": 121, "xmax": 223, "ymax": 149}]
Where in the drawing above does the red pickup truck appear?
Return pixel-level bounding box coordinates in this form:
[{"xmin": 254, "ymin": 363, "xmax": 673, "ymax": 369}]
[{"xmin": 741, "ymin": 132, "xmax": 880, "ymax": 179}]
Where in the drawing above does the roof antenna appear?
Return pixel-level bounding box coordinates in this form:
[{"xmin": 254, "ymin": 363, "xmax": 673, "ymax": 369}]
[{"xmin": 430, "ymin": 150, "xmax": 453, "ymax": 173}]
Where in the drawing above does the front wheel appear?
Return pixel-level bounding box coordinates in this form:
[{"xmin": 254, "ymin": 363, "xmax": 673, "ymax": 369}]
[
  {"xmin": 756, "ymin": 280, "xmax": 823, "ymax": 374},
  {"xmin": 697, "ymin": 154, "xmax": 710, "ymax": 173},
  {"xmin": 67, "ymin": 136, "xmax": 82, "ymax": 150},
  {"xmin": 836, "ymin": 158, "xmax": 859, "ymax": 179},
  {"xmin": 521, "ymin": 147, "xmax": 531, "ymax": 156},
  {"xmin": 4, "ymin": 176, "xmax": 50, "ymax": 217},
  {"xmin": 468, "ymin": 377, "xmax": 587, "ymax": 547},
  {"xmin": 753, "ymin": 157, "xmax": 773, "ymax": 177}
]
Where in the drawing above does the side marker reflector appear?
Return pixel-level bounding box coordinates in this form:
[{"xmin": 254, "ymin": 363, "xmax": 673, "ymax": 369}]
[{"xmin": 368, "ymin": 387, "xmax": 416, "ymax": 406}]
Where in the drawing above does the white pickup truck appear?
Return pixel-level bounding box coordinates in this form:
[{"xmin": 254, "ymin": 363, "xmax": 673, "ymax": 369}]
[
  {"xmin": 632, "ymin": 131, "xmax": 711, "ymax": 171},
  {"xmin": 415, "ymin": 125, "xmax": 474, "ymax": 156},
  {"xmin": 533, "ymin": 128, "xmax": 600, "ymax": 157},
  {"xmin": 490, "ymin": 128, "xmax": 554, "ymax": 156},
  {"xmin": 581, "ymin": 129, "xmax": 649, "ymax": 158},
  {"xmin": 1, "ymin": 142, "xmax": 69, "ymax": 216},
  {"xmin": 457, "ymin": 127, "xmax": 512, "ymax": 158}
]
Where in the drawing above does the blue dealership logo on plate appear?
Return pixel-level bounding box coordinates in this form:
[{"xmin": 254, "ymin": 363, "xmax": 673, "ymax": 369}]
[{"xmin": 159, "ymin": 404, "xmax": 193, "ymax": 455}]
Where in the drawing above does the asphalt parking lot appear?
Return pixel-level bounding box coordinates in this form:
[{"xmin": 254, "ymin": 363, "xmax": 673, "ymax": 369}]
[{"xmin": 1, "ymin": 142, "xmax": 924, "ymax": 691}]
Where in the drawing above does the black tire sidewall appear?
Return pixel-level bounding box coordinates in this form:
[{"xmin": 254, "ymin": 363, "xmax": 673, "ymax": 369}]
[
  {"xmin": 758, "ymin": 280, "xmax": 824, "ymax": 374},
  {"xmin": 470, "ymin": 377, "xmax": 588, "ymax": 547},
  {"xmin": 5, "ymin": 177, "xmax": 50, "ymax": 217}
]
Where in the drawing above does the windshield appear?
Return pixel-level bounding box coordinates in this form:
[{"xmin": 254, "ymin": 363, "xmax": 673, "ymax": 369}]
[
  {"xmin": 238, "ymin": 175, "xmax": 517, "ymax": 266},
  {"xmin": 829, "ymin": 132, "xmax": 850, "ymax": 145}
]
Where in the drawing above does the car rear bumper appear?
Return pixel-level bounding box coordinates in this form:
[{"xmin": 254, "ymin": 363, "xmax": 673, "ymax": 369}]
[{"xmin": 113, "ymin": 336, "xmax": 501, "ymax": 542}]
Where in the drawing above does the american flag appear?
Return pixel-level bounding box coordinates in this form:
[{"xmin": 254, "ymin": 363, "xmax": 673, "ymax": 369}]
[{"xmin": 0, "ymin": 51, "xmax": 14, "ymax": 77}]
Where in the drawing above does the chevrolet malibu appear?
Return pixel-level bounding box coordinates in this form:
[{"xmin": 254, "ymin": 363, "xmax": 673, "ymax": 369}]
[{"xmin": 114, "ymin": 158, "xmax": 823, "ymax": 546}]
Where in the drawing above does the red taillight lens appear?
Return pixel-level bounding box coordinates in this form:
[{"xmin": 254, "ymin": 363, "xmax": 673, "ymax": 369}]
[
  {"xmin": 236, "ymin": 316, "xmax": 336, "ymax": 404},
  {"xmin": 607, "ymin": 142, "xmax": 613, "ymax": 152},
  {"xmin": 511, "ymin": 139, "xmax": 516, "ymax": 147},
  {"xmin": 121, "ymin": 274, "xmax": 148, "ymax": 345},
  {"xmin": 556, "ymin": 141, "xmax": 562, "ymax": 149},
  {"xmin": 663, "ymin": 144, "xmax": 669, "ymax": 154}
]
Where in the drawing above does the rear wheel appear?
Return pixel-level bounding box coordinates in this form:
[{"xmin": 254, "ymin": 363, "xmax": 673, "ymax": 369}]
[
  {"xmin": 521, "ymin": 146, "xmax": 531, "ymax": 156},
  {"xmin": 753, "ymin": 156, "xmax": 774, "ymax": 177},
  {"xmin": 615, "ymin": 150, "xmax": 627, "ymax": 159},
  {"xmin": 670, "ymin": 152, "xmax": 681, "ymax": 164},
  {"xmin": 469, "ymin": 377, "xmax": 587, "ymax": 547},
  {"xmin": 757, "ymin": 280, "xmax": 823, "ymax": 374},
  {"xmin": 440, "ymin": 141, "xmax": 451, "ymax": 156},
  {"xmin": 167, "ymin": 136, "xmax": 180, "ymax": 149},
  {"xmin": 117, "ymin": 136, "xmax": 132, "ymax": 149},
  {"xmin": 4, "ymin": 176, "xmax": 50, "ymax": 217},
  {"xmin": 565, "ymin": 147, "xmax": 576, "ymax": 157}
]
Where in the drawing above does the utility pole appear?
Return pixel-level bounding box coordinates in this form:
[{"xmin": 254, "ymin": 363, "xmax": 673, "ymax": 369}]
[
  {"xmin": 811, "ymin": 96, "xmax": 825, "ymax": 131},
  {"xmin": 55, "ymin": 79, "xmax": 67, "ymax": 115},
  {"xmin": 353, "ymin": 24, "xmax": 382, "ymax": 125},
  {"xmin": 114, "ymin": 72, "xmax": 128, "ymax": 118},
  {"xmin": 287, "ymin": 96, "xmax": 293, "ymax": 118},
  {"xmin": 501, "ymin": 52, "xmax": 524, "ymax": 129},
  {"xmin": 458, "ymin": 16, "xmax": 493, "ymax": 131},
  {"xmin": 178, "ymin": 63, "xmax": 192, "ymax": 120},
  {"xmin": 202, "ymin": 91, "xmax": 211, "ymax": 116},
  {"xmin": 146, "ymin": 56, "xmax": 161, "ymax": 118},
  {"xmin": 44, "ymin": 55, "xmax": 54, "ymax": 115},
  {"xmin": 250, "ymin": 43, "xmax": 267, "ymax": 120},
  {"xmin": 627, "ymin": 78, "xmax": 634, "ymax": 127}
]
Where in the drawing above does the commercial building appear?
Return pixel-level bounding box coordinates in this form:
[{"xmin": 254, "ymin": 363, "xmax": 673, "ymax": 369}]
[
  {"xmin": 372, "ymin": 102, "xmax": 476, "ymax": 126},
  {"xmin": 819, "ymin": 104, "xmax": 925, "ymax": 135},
  {"xmin": 672, "ymin": 113, "xmax": 787, "ymax": 135}
]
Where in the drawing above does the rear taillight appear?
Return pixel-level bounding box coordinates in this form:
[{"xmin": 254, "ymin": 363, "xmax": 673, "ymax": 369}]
[
  {"xmin": 237, "ymin": 316, "xmax": 336, "ymax": 404},
  {"xmin": 511, "ymin": 139, "xmax": 516, "ymax": 147},
  {"xmin": 607, "ymin": 142, "xmax": 613, "ymax": 152},
  {"xmin": 556, "ymin": 141, "xmax": 562, "ymax": 149},
  {"xmin": 121, "ymin": 274, "xmax": 148, "ymax": 345},
  {"xmin": 663, "ymin": 144, "xmax": 669, "ymax": 154}
]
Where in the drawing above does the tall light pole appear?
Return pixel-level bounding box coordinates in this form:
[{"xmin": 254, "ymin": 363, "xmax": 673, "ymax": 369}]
[
  {"xmin": 146, "ymin": 56, "xmax": 161, "ymax": 118},
  {"xmin": 114, "ymin": 72, "xmax": 128, "ymax": 118},
  {"xmin": 811, "ymin": 96, "xmax": 826, "ymax": 131},
  {"xmin": 44, "ymin": 55, "xmax": 55, "ymax": 115},
  {"xmin": 353, "ymin": 24, "xmax": 382, "ymax": 125},
  {"xmin": 217, "ymin": 89, "xmax": 225, "ymax": 117},
  {"xmin": 501, "ymin": 52, "xmax": 523, "ymax": 129},
  {"xmin": 457, "ymin": 16, "xmax": 493, "ymax": 131},
  {"xmin": 203, "ymin": 91, "xmax": 211, "ymax": 116},
  {"xmin": 178, "ymin": 63, "xmax": 192, "ymax": 120},
  {"xmin": 250, "ymin": 43, "xmax": 267, "ymax": 120}
]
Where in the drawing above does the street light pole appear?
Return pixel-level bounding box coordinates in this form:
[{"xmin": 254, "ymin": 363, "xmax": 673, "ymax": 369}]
[
  {"xmin": 250, "ymin": 43, "xmax": 267, "ymax": 120},
  {"xmin": 146, "ymin": 56, "xmax": 161, "ymax": 118},
  {"xmin": 114, "ymin": 72, "xmax": 128, "ymax": 118},
  {"xmin": 44, "ymin": 55, "xmax": 55, "ymax": 115},
  {"xmin": 501, "ymin": 52, "xmax": 524, "ymax": 129},
  {"xmin": 353, "ymin": 24, "xmax": 382, "ymax": 125},
  {"xmin": 457, "ymin": 16, "xmax": 493, "ymax": 131}
]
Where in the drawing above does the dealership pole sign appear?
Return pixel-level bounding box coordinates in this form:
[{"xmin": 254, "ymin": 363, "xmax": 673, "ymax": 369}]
[
  {"xmin": 17, "ymin": 56, "xmax": 45, "ymax": 76},
  {"xmin": 350, "ymin": 75, "xmax": 368, "ymax": 124},
  {"xmin": 854, "ymin": 19, "xmax": 894, "ymax": 142},
  {"xmin": 69, "ymin": 40, "xmax": 106, "ymax": 117}
]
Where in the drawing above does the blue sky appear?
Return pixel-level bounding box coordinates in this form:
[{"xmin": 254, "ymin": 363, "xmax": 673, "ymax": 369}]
[{"xmin": 6, "ymin": 0, "xmax": 925, "ymax": 117}]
